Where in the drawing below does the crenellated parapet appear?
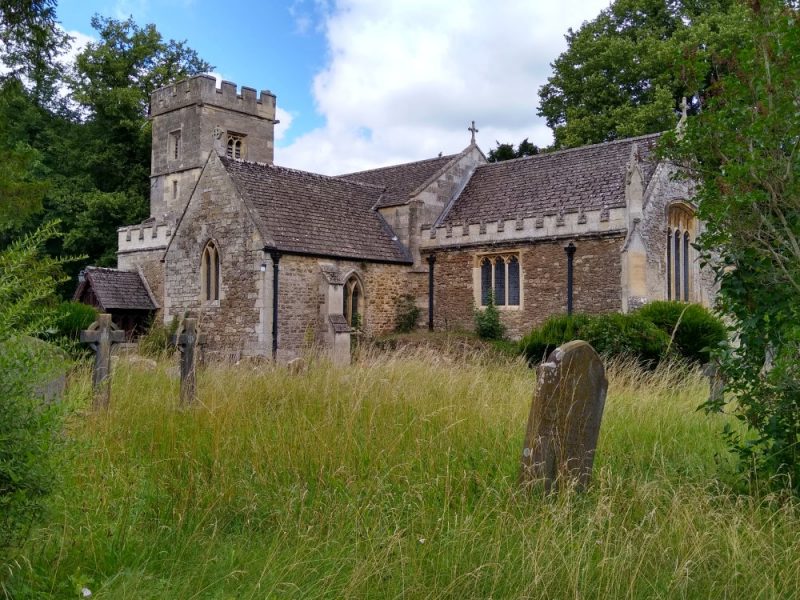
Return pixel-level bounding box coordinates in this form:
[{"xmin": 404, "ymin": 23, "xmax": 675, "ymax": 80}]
[
  {"xmin": 117, "ymin": 220, "xmax": 172, "ymax": 255},
  {"xmin": 420, "ymin": 205, "xmax": 626, "ymax": 249},
  {"xmin": 150, "ymin": 75, "xmax": 277, "ymax": 121}
]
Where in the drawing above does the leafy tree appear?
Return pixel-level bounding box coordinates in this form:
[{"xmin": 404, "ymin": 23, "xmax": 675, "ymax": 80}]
[
  {"xmin": 666, "ymin": 0, "xmax": 800, "ymax": 491},
  {"xmin": 487, "ymin": 138, "xmax": 540, "ymax": 162},
  {"xmin": 0, "ymin": 0, "xmax": 70, "ymax": 104},
  {"xmin": 538, "ymin": 0, "xmax": 730, "ymax": 149},
  {"xmin": 0, "ymin": 222, "xmax": 71, "ymax": 559}
]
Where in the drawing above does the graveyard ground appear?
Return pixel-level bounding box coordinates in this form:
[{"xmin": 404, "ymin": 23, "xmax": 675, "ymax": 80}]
[{"xmin": 5, "ymin": 347, "xmax": 800, "ymax": 598}]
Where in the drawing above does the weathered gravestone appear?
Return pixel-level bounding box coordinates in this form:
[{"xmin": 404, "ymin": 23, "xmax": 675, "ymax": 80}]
[
  {"xmin": 702, "ymin": 361, "xmax": 725, "ymax": 405},
  {"xmin": 171, "ymin": 318, "xmax": 206, "ymax": 406},
  {"xmin": 80, "ymin": 313, "xmax": 126, "ymax": 409},
  {"xmin": 520, "ymin": 340, "xmax": 608, "ymax": 492}
]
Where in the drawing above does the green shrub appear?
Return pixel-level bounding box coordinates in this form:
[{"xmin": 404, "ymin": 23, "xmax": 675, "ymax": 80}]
[
  {"xmin": 474, "ymin": 295, "xmax": 505, "ymax": 340},
  {"xmin": 394, "ymin": 294, "xmax": 421, "ymax": 333},
  {"xmin": 581, "ymin": 312, "xmax": 671, "ymax": 367},
  {"xmin": 518, "ymin": 314, "xmax": 591, "ymax": 364},
  {"xmin": 138, "ymin": 315, "xmax": 179, "ymax": 358},
  {"xmin": 636, "ymin": 301, "xmax": 727, "ymax": 363},
  {"xmin": 53, "ymin": 301, "xmax": 98, "ymax": 340}
]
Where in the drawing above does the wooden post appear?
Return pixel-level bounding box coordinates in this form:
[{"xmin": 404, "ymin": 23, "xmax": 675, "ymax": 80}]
[
  {"xmin": 80, "ymin": 313, "xmax": 125, "ymax": 409},
  {"xmin": 171, "ymin": 318, "xmax": 206, "ymax": 406}
]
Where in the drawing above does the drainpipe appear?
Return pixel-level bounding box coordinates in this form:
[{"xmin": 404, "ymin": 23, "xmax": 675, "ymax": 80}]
[
  {"xmin": 269, "ymin": 249, "xmax": 281, "ymax": 359},
  {"xmin": 427, "ymin": 253, "xmax": 436, "ymax": 331},
  {"xmin": 564, "ymin": 242, "xmax": 576, "ymax": 315}
]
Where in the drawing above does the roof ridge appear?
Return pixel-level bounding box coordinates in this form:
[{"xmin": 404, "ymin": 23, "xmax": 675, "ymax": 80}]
[
  {"xmin": 221, "ymin": 156, "xmax": 386, "ymax": 192},
  {"xmin": 476, "ymin": 132, "xmax": 663, "ymax": 169},
  {"xmin": 337, "ymin": 153, "xmax": 458, "ymax": 178}
]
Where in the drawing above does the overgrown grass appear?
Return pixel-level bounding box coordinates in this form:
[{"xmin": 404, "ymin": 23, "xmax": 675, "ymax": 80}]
[{"xmin": 4, "ymin": 349, "xmax": 800, "ymax": 598}]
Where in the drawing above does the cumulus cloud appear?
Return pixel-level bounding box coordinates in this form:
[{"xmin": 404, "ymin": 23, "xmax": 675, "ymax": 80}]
[{"xmin": 277, "ymin": 0, "xmax": 609, "ymax": 174}]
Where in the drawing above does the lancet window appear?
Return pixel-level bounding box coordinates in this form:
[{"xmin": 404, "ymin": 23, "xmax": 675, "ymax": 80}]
[
  {"xmin": 201, "ymin": 241, "xmax": 220, "ymax": 302},
  {"xmin": 666, "ymin": 204, "xmax": 696, "ymax": 301}
]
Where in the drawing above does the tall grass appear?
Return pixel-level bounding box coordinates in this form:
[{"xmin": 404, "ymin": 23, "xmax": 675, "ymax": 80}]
[{"xmin": 4, "ymin": 348, "xmax": 800, "ymax": 598}]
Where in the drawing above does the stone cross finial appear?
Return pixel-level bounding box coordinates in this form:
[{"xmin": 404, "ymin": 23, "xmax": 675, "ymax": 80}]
[
  {"xmin": 468, "ymin": 120, "xmax": 479, "ymax": 144},
  {"xmin": 80, "ymin": 313, "xmax": 126, "ymax": 409},
  {"xmin": 171, "ymin": 318, "xmax": 206, "ymax": 406}
]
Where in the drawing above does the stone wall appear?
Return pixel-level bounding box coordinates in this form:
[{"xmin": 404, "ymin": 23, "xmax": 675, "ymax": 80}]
[
  {"xmin": 275, "ymin": 255, "xmax": 425, "ymax": 361},
  {"xmin": 163, "ymin": 153, "xmax": 270, "ymax": 357},
  {"xmin": 430, "ymin": 236, "xmax": 624, "ymax": 339}
]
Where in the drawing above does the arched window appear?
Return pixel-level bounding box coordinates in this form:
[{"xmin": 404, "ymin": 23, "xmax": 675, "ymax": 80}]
[
  {"xmin": 226, "ymin": 133, "xmax": 245, "ymax": 159},
  {"xmin": 479, "ymin": 254, "xmax": 521, "ymax": 307},
  {"xmin": 667, "ymin": 203, "xmax": 696, "ymax": 301},
  {"xmin": 343, "ymin": 274, "xmax": 364, "ymax": 328},
  {"xmin": 201, "ymin": 241, "xmax": 220, "ymax": 301}
]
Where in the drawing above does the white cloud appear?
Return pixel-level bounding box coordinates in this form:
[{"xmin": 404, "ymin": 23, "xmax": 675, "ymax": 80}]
[
  {"xmin": 274, "ymin": 107, "xmax": 295, "ymax": 143},
  {"xmin": 277, "ymin": 0, "xmax": 610, "ymax": 174}
]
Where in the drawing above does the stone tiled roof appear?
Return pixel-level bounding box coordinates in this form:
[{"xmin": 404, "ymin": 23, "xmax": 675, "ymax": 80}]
[
  {"xmin": 221, "ymin": 157, "xmax": 412, "ymax": 263},
  {"xmin": 339, "ymin": 154, "xmax": 458, "ymax": 208},
  {"xmin": 74, "ymin": 267, "xmax": 156, "ymax": 311},
  {"xmin": 440, "ymin": 133, "xmax": 660, "ymax": 226}
]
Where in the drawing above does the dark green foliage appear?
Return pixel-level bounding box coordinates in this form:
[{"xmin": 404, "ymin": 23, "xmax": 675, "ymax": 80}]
[
  {"xmin": 394, "ymin": 294, "xmax": 420, "ymax": 333},
  {"xmin": 0, "ymin": 224, "xmax": 68, "ymax": 560},
  {"xmin": 138, "ymin": 315, "xmax": 179, "ymax": 358},
  {"xmin": 665, "ymin": 0, "xmax": 800, "ymax": 491},
  {"xmin": 519, "ymin": 312, "xmax": 670, "ymax": 367},
  {"xmin": 636, "ymin": 301, "xmax": 726, "ymax": 363},
  {"xmin": 582, "ymin": 313, "xmax": 672, "ymax": 367},
  {"xmin": 53, "ymin": 301, "xmax": 98, "ymax": 340},
  {"xmin": 487, "ymin": 138, "xmax": 540, "ymax": 162},
  {"xmin": 518, "ymin": 314, "xmax": 590, "ymax": 364},
  {"xmin": 538, "ymin": 0, "xmax": 731, "ymax": 148},
  {"xmin": 474, "ymin": 294, "xmax": 505, "ymax": 340}
]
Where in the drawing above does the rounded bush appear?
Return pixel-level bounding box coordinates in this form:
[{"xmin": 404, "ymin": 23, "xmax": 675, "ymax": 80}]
[
  {"xmin": 636, "ymin": 301, "xmax": 727, "ymax": 363},
  {"xmin": 581, "ymin": 312, "xmax": 671, "ymax": 367},
  {"xmin": 519, "ymin": 314, "xmax": 590, "ymax": 364}
]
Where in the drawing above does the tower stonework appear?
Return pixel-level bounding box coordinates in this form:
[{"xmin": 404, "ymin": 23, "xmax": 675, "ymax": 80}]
[{"xmin": 149, "ymin": 75, "xmax": 277, "ymax": 224}]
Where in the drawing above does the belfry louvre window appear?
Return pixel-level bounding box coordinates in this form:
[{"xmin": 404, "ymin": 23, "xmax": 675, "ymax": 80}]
[
  {"xmin": 480, "ymin": 254, "xmax": 520, "ymax": 307},
  {"xmin": 201, "ymin": 241, "xmax": 220, "ymax": 302},
  {"xmin": 226, "ymin": 133, "xmax": 245, "ymax": 159},
  {"xmin": 170, "ymin": 130, "xmax": 181, "ymax": 160}
]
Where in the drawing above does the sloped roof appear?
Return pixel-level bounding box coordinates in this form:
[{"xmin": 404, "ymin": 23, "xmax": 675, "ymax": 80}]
[
  {"xmin": 221, "ymin": 157, "xmax": 412, "ymax": 263},
  {"xmin": 339, "ymin": 154, "xmax": 458, "ymax": 208},
  {"xmin": 74, "ymin": 267, "xmax": 156, "ymax": 311},
  {"xmin": 440, "ymin": 133, "xmax": 660, "ymax": 226}
]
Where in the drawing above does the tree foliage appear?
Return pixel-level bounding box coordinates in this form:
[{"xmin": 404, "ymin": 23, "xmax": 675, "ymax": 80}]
[
  {"xmin": 666, "ymin": 0, "xmax": 800, "ymax": 491},
  {"xmin": 538, "ymin": 0, "xmax": 731, "ymax": 149},
  {"xmin": 0, "ymin": 9, "xmax": 212, "ymax": 282},
  {"xmin": 487, "ymin": 138, "xmax": 539, "ymax": 162}
]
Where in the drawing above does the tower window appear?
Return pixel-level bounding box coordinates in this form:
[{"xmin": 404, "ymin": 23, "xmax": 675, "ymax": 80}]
[
  {"xmin": 226, "ymin": 133, "xmax": 245, "ymax": 159},
  {"xmin": 170, "ymin": 130, "xmax": 181, "ymax": 160},
  {"xmin": 172, "ymin": 180, "xmax": 178, "ymax": 200}
]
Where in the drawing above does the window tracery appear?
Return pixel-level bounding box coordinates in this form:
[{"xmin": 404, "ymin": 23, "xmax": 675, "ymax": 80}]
[
  {"xmin": 201, "ymin": 241, "xmax": 220, "ymax": 302},
  {"xmin": 479, "ymin": 254, "xmax": 521, "ymax": 307}
]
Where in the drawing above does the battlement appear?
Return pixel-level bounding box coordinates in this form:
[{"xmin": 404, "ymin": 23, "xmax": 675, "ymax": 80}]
[
  {"xmin": 117, "ymin": 221, "xmax": 172, "ymax": 255},
  {"xmin": 420, "ymin": 205, "xmax": 627, "ymax": 248},
  {"xmin": 150, "ymin": 75, "xmax": 277, "ymax": 121}
]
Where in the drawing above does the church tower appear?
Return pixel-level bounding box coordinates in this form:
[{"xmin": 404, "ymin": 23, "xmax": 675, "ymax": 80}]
[{"xmin": 149, "ymin": 75, "xmax": 278, "ymax": 225}]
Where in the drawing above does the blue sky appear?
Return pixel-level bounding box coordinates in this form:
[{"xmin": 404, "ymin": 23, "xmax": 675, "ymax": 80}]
[{"xmin": 57, "ymin": 0, "xmax": 611, "ymax": 174}]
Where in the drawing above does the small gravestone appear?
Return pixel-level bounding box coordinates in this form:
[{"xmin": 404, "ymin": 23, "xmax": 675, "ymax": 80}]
[
  {"xmin": 520, "ymin": 340, "xmax": 608, "ymax": 492},
  {"xmin": 287, "ymin": 357, "xmax": 306, "ymax": 374},
  {"xmin": 80, "ymin": 313, "xmax": 126, "ymax": 409},
  {"xmin": 171, "ymin": 318, "xmax": 205, "ymax": 406},
  {"xmin": 703, "ymin": 361, "xmax": 724, "ymax": 404}
]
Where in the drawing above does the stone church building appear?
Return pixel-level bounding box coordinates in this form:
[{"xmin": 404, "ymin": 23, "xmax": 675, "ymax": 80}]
[{"xmin": 90, "ymin": 74, "xmax": 714, "ymax": 362}]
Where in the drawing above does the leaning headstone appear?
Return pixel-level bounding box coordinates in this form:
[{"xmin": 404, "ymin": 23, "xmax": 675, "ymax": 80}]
[
  {"xmin": 287, "ymin": 357, "xmax": 306, "ymax": 375},
  {"xmin": 520, "ymin": 340, "xmax": 608, "ymax": 492},
  {"xmin": 702, "ymin": 361, "xmax": 725, "ymax": 404},
  {"xmin": 171, "ymin": 318, "xmax": 205, "ymax": 406},
  {"xmin": 80, "ymin": 313, "xmax": 126, "ymax": 409}
]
